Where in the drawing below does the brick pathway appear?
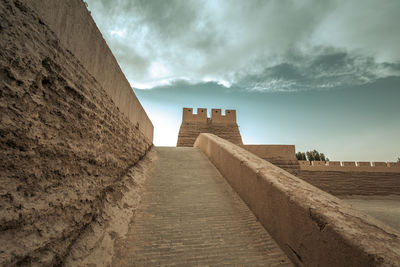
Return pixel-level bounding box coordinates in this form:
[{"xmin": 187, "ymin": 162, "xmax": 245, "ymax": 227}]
[{"xmin": 112, "ymin": 147, "xmax": 292, "ymax": 266}]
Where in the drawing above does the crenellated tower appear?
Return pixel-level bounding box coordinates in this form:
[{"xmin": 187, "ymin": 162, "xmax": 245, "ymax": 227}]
[{"xmin": 177, "ymin": 108, "xmax": 243, "ymax": 147}]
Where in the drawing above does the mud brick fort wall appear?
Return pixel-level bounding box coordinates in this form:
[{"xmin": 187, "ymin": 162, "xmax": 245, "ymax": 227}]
[
  {"xmin": 25, "ymin": 0, "xmax": 153, "ymax": 142},
  {"xmin": 240, "ymin": 141, "xmax": 400, "ymax": 196},
  {"xmin": 298, "ymin": 160, "xmax": 400, "ymax": 172},
  {"xmin": 177, "ymin": 108, "xmax": 243, "ymax": 147},
  {"xmin": 0, "ymin": 0, "xmax": 153, "ymax": 265},
  {"xmin": 240, "ymin": 144, "xmax": 300, "ymax": 172},
  {"xmin": 292, "ymin": 160, "xmax": 400, "ymax": 196}
]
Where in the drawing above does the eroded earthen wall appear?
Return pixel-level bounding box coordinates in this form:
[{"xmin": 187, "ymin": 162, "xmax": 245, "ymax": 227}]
[
  {"xmin": 177, "ymin": 108, "xmax": 243, "ymax": 147},
  {"xmin": 0, "ymin": 1, "xmax": 151, "ymax": 265},
  {"xmin": 25, "ymin": 0, "xmax": 153, "ymax": 142}
]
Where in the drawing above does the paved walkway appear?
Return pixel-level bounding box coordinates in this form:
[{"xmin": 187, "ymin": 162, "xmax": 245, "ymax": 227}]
[{"xmin": 112, "ymin": 147, "xmax": 292, "ymax": 266}]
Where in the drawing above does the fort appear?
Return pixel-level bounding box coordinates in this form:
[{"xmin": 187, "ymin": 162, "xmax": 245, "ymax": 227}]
[
  {"xmin": 1, "ymin": 1, "xmax": 399, "ymax": 266},
  {"xmin": 177, "ymin": 109, "xmax": 400, "ymax": 197}
]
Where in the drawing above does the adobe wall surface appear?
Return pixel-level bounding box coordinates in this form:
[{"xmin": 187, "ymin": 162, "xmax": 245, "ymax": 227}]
[
  {"xmin": 181, "ymin": 107, "xmax": 207, "ymax": 123},
  {"xmin": 211, "ymin": 108, "xmax": 237, "ymax": 124},
  {"xmin": 292, "ymin": 170, "xmax": 400, "ymax": 196},
  {"xmin": 25, "ymin": 0, "xmax": 153, "ymax": 142},
  {"xmin": 195, "ymin": 133, "xmax": 400, "ymax": 267},
  {"xmin": 241, "ymin": 145, "xmax": 299, "ymax": 171},
  {"xmin": 289, "ymin": 162, "xmax": 400, "ymax": 196},
  {"xmin": 241, "ymin": 145, "xmax": 297, "ymax": 160},
  {"xmin": 0, "ymin": 1, "xmax": 153, "ymax": 265},
  {"xmin": 177, "ymin": 108, "xmax": 242, "ymax": 147}
]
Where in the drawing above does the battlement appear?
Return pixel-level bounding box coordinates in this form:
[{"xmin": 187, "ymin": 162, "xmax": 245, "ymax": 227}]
[
  {"xmin": 181, "ymin": 108, "xmax": 237, "ymax": 124},
  {"xmin": 182, "ymin": 108, "xmax": 207, "ymax": 123},
  {"xmin": 298, "ymin": 160, "xmax": 400, "ymax": 172},
  {"xmin": 211, "ymin": 109, "xmax": 237, "ymax": 124}
]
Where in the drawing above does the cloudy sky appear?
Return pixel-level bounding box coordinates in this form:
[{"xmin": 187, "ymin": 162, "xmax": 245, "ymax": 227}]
[{"xmin": 86, "ymin": 0, "xmax": 400, "ymax": 161}]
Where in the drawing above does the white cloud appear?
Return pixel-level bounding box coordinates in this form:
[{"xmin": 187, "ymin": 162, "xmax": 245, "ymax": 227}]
[
  {"xmin": 110, "ymin": 28, "xmax": 126, "ymax": 38},
  {"xmin": 149, "ymin": 62, "xmax": 169, "ymax": 79}
]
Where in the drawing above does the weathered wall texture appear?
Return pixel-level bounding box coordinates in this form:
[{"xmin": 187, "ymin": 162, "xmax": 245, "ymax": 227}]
[
  {"xmin": 177, "ymin": 108, "xmax": 243, "ymax": 147},
  {"xmin": 195, "ymin": 133, "xmax": 400, "ymax": 266},
  {"xmin": 241, "ymin": 145, "xmax": 300, "ymax": 171},
  {"xmin": 25, "ymin": 0, "xmax": 153, "ymax": 142},
  {"xmin": 0, "ymin": 1, "xmax": 152, "ymax": 265}
]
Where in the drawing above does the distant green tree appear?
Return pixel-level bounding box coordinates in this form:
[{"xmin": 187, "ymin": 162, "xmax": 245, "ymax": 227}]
[
  {"xmin": 398, "ymin": 157, "xmax": 400, "ymax": 163},
  {"xmin": 296, "ymin": 152, "xmax": 306, "ymax": 160},
  {"xmin": 298, "ymin": 150, "xmax": 328, "ymax": 162},
  {"xmin": 313, "ymin": 150, "xmax": 321, "ymax": 161}
]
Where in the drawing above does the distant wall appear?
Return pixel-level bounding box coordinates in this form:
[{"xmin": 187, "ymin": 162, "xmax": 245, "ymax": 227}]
[
  {"xmin": 177, "ymin": 108, "xmax": 242, "ymax": 147},
  {"xmin": 241, "ymin": 145, "xmax": 297, "ymax": 160},
  {"xmin": 294, "ymin": 161, "xmax": 400, "ymax": 195},
  {"xmin": 195, "ymin": 134, "xmax": 400, "ymax": 266},
  {"xmin": 26, "ymin": 0, "xmax": 153, "ymax": 142},
  {"xmin": 312, "ymin": 161, "xmax": 325, "ymax": 166},
  {"xmin": 292, "ymin": 170, "xmax": 400, "ymax": 196},
  {"xmin": 241, "ymin": 145, "xmax": 299, "ymax": 171},
  {"xmin": 298, "ymin": 160, "xmax": 400, "ymax": 173}
]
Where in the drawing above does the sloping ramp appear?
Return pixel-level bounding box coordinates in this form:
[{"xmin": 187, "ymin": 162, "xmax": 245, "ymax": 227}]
[{"xmin": 113, "ymin": 147, "xmax": 292, "ymax": 266}]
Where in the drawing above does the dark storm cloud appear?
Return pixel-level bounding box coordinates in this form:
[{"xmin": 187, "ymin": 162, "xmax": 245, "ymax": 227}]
[
  {"xmin": 85, "ymin": 0, "xmax": 400, "ymax": 90},
  {"xmin": 235, "ymin": 48, "xmax": 392, "ymax": 91},
  {"xmin": 132, "ymin": 0, "xmax": 200, "ymax": 38}
]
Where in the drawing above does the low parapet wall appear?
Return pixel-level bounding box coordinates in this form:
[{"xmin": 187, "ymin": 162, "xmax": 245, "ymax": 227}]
[
  {"xmin": 299, "ymin": 160, "xmax": 400, "ymax": 172},
  {"xmin": 26, "ymin": 0, "xmax": 153, "ymax": 142},
  {"xmin": 195, "ymin": 134, "xmax": 400, "ymax": 266}
]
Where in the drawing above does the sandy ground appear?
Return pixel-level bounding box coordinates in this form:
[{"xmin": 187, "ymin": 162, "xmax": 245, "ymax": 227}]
[{"xmin": 341, "ymin": 195, "xmax": 400, "ymax": 232}]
